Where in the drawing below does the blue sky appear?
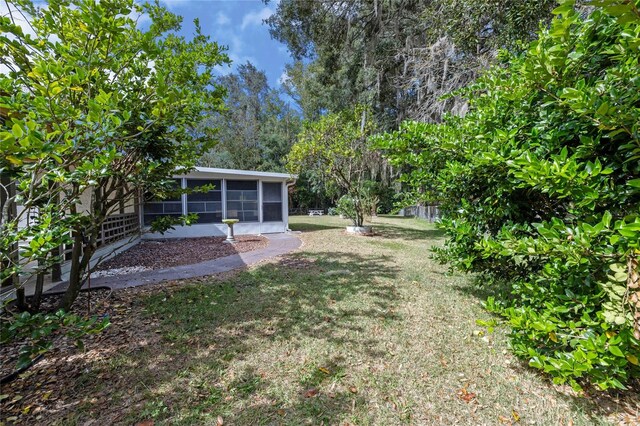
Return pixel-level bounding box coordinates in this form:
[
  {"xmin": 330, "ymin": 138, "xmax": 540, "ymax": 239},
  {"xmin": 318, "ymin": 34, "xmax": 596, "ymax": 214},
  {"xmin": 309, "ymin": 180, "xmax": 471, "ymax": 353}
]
[
  {"xmin": 0, "ymin": 0, "xmax": 293, "ymax": 92},
  {"xmin": 159, "ymin": 0, "xmax": 291, "ymax": 88}
]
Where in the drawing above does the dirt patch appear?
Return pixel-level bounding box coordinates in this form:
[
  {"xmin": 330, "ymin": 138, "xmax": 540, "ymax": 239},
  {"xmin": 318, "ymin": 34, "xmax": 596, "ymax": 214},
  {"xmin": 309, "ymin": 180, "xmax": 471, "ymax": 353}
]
[{"xmin": 97, "ymin": 236, "xmax": 268, "ymax": 271}]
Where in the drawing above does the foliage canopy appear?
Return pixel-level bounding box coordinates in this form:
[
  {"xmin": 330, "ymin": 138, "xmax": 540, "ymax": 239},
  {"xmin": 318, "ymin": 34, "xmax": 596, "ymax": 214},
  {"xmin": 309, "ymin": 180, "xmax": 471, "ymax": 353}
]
[
  {"xmin": 377, "ymin": 0, "xmax": 640, "ymax": 390},
  {"xmin": 1, "ymin": 0, "xmax": 228, "ymax": 309},
  {"xmin": 268, "ymin": 0, "xmax": 556, "ymax": 124},
  {"xmin": 287, "ymin": 105, "xmax": 378, "ymax": 226}
]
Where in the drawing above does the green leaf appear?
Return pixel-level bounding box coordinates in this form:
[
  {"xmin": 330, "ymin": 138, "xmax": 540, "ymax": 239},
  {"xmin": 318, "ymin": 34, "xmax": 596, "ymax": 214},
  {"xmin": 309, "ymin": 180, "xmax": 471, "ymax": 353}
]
[{"xmin": 12, "ymin": 123, "xmax": 23, "ymax": 139}]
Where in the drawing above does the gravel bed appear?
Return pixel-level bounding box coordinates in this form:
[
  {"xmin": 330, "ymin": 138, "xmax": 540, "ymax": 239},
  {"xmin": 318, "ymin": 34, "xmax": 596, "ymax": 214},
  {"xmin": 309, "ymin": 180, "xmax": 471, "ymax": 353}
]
[{"xmin": 96, "ymin": 235, "xmax": 268, "ymax": 271}]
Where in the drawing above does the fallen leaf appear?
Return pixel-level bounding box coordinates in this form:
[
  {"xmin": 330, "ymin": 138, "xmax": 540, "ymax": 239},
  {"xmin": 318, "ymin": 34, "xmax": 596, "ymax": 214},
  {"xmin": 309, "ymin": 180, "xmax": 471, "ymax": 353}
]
[
  {"xmin": 217, "ymin": 415, "xmax": 224, "ymax": 425},
  {"xmin": 318, "ymin": 367, "xmax": 331, "ymax": 374},
  {"xmin": 456, "ymin": 386, "xmax": 476, "ymax": 403},
  {"xmin": 304, "ymin": 388, "xmax": 319, "ymax": 398},
  {"xmin": 277, "ymin": 409, "xmax": 285, "ymax": 416},
  {"xmin": 512, "ymin": 409, "xmax": 520, "ymax": 422}
]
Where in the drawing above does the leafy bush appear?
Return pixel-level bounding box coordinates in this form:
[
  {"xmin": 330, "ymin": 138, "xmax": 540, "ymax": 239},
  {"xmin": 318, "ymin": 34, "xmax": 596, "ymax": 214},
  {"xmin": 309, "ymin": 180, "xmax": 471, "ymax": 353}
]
[
  {"xmin": 335, "ymin": 195, "xmax": 358, "ymax": 224},
  {"xmin": 377, "ymin": 0, "xmax": 640, "ymax": 390}
]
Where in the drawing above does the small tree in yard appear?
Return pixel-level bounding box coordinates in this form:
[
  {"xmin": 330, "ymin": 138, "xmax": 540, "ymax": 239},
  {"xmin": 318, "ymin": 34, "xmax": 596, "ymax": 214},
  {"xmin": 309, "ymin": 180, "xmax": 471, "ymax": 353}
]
[
  {"xmin": 1, "ymin": 0, "xmax": 228, "ymax": 377},
  {"xmin": 287, "ymin": 105, "xmax": 378, "ymax": 227},
  {"xmin": 0, "ymin": 0, "xmax": 228, "ymax": 312}
]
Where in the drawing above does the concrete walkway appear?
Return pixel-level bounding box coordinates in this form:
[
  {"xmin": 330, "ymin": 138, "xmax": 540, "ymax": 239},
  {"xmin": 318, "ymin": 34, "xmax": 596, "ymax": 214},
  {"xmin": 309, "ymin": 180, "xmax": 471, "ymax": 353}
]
[{"xmin": 47, "ymin": 233, "xmax": 302, "ymax": 293}]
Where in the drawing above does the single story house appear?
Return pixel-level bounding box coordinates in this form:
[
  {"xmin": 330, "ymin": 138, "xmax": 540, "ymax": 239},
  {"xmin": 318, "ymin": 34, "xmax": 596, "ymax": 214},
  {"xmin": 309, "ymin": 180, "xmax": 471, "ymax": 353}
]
[
  {"xmin": 142, "ymin": 167, "xmax": 297, "ymax": 238},
  {"xmin": 3, "ymin": 167, "xmax": 295, "ymax": 286}
]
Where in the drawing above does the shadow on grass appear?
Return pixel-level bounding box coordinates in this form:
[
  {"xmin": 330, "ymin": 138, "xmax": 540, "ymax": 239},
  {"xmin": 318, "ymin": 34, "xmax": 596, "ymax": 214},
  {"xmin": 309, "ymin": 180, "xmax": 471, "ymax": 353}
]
[
  {"xmin": 372, "ymin": 222, "xmax": 446, "ymax": 241},
  {"xmin": 288, "ymin": 220, "xmax": 345, "ymax": 233},
  {"xmin": 88, "ymin": 250, "xmax": 403, "ymax": 424},
  {"xmin": 452, "ymin": 276, "xmax": 640, "ymax": 423}
]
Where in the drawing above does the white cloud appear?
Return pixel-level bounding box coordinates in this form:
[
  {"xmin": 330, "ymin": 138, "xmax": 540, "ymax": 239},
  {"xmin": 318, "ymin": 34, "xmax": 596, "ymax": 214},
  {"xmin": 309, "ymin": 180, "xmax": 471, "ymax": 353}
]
[
  {"xmin": 229, "ymin": 34, "xmax": 244, "ymax": 52},
  {"xmin": 277, "ymin": 70, "xmax": 290, "ymax": 86},
  {"xmin": 216, "ymin": 12, "xmax": 230, "ymax": 26},
  {"xmin": 128, "ymin": 7, "xmax": 151, "ymax": 28},
  {"xmin": 160, "ymin": 0, "xmax": 186, "ymax": 10},
  {"xmin": 0, "ymin": 1, "xmax": 37, "ymax": 38},
  {"xmin": 240, "ymin": 7, "xmax": 274, "ymax": 31}
]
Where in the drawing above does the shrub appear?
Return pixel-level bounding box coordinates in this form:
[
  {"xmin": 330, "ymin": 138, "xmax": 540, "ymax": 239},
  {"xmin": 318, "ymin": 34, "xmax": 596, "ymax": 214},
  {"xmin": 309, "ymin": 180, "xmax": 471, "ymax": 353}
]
[{"xmin": 377, "ymin": 0, "xmax": 640, "ymax": 390}]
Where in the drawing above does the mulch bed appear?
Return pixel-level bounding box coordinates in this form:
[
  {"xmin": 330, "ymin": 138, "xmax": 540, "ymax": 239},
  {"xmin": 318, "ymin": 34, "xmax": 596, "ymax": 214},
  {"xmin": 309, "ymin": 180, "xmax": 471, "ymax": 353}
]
[
  {"xmin": 0, "ymin": 282, "xmax": 196, "ymax": 425},
  {"xmin": 0, "ymin": 236, "xmax": 270, "ymax": 424},
  {"xmin": 97, "ymin": 235, "xmax": 268, "ymax": 271}
]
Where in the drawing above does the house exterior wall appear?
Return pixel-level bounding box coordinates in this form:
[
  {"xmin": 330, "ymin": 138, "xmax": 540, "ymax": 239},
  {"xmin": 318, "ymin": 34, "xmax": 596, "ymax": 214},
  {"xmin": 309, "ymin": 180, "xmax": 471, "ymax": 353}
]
[
  {"xmin": 76, "ymin": 184, "xmax": 137, "ymax": 215},
  {"xmin": 142, "ymin": 168, "xmax": 295, "ymax": 238}
]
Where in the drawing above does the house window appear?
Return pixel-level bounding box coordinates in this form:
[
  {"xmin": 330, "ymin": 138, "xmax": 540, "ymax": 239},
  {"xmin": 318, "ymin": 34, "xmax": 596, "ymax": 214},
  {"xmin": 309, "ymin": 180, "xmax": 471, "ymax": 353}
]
[
  {"xmin": 262, "ymin": 182, "xmax": 282, "ymax": 222},
  {"xmin": 143, "ymin": 179, "xmax": 183, "ymax": 226},
  {"xmin": 186, "ymin": 179, "xmax": 222, "ymax": 223},
  {"xmin": 226, "ymin": 180, "xmax": 258, "ymax": 222}
]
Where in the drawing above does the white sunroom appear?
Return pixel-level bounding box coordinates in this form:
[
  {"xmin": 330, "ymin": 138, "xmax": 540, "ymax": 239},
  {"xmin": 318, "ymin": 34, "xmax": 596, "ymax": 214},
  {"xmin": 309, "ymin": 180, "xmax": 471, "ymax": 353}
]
[{"xmin": 142, "ymin": 167, "xmax": 296, "ymax": 238}]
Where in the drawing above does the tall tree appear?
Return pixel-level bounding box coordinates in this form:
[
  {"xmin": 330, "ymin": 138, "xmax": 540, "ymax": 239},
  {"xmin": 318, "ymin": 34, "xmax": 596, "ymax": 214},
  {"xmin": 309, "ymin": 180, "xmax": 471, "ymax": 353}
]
[
  {"xmin": 267, "ymin": 0, "xmax": 556, "ymax": 125},
  {"xmin": 199, "ymin": 62, "xmax": 301, "ymax": 172}
]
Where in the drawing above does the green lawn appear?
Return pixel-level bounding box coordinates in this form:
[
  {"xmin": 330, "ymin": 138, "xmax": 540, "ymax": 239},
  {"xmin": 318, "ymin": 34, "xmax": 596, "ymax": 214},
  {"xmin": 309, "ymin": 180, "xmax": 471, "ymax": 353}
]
[{"xmin": 47, "ymin": 216, "xmax": 626, "ymax": 424}]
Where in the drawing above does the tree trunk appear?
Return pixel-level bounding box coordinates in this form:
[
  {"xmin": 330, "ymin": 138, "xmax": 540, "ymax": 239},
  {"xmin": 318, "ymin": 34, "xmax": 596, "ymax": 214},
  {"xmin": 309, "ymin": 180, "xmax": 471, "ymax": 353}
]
[
  {"xmin": 1, "ymin": 172, "xmax": 19, "ymax": 288},
  {"xmin": 51, "ymin": 245, "xmax": 62, "ymax": 282},
  {"xmin": 31, "ymin": 267, "xmax": 45, "ymax": 313},
  {"xmin": 59, "ymin": 184, "xmax": 105, "ymax": 311},
  {"xmin": 59, "ymin": 226, "xmax": 85, "ymax": 311},
  {"xmin": 15, "ymin": 287, "xmax": 27, "ymax": 312}
]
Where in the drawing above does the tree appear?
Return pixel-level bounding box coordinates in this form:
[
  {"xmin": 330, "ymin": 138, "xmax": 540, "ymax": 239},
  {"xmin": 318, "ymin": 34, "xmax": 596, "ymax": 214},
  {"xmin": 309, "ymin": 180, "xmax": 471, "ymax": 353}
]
[
  {"xmin": 377, "ymin": 0, "xmax": 640, "ymax": 390},
  {"xmin": 198, "ymin": 62, "xmax": 301, "ymax": 172},
  {"xmin": 267, "ymin": 0, "xmax": 556, "ymax": 125},
  {"xmin": 1, "ymin": 0, "xmax": 228, "ymax": 310},
  {"xmin": 287, "ymin": 105, "xmax": 378, "ymax": 227}
]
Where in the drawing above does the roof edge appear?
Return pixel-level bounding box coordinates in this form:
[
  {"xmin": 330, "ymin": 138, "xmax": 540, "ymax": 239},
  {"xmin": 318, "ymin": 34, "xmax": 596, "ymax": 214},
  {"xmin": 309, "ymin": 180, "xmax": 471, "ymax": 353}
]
[{"xmin": 176, "ymin": 166, "xmax": 297, "ymax": 180}]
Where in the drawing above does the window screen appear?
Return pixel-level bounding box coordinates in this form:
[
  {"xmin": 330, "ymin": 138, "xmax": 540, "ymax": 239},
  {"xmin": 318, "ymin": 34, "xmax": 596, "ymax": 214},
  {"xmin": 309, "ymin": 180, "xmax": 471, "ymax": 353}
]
[
  {"xmin": 262, "ymin": 182, "xmax": 282, "ymax": 222},
  {"xmin": 186, "ymin": 179, "xmax": 222, "ymax": 223},
  {"xmin": 143, "ymin": 179, "xmax": 183, "ymax": 226},
  {"xmin": 226, "ymin": 180, "xmax": 258, "ymax": 222}
]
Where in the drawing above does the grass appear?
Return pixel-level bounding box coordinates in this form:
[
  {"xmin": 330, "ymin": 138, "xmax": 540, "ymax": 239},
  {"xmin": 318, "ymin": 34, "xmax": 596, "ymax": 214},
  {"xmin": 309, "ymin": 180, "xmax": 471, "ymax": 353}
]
[{"xmin": 52, "ymin": 215, "xmax": 625, "ymax": 425}]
